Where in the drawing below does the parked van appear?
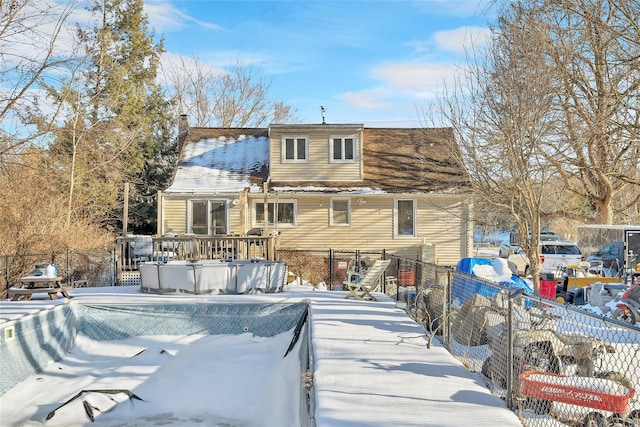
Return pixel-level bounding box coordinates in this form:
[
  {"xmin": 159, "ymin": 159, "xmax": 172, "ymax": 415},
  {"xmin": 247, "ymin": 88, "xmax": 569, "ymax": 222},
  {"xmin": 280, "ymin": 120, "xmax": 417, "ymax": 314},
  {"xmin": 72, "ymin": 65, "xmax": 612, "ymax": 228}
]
[
  {"xmin": 587, "ymin": 241, "xmax": 625, "ymax": 276},
  {"xmin": 508, "ymin": 240, "xmax": 584, "ymax": 278}
]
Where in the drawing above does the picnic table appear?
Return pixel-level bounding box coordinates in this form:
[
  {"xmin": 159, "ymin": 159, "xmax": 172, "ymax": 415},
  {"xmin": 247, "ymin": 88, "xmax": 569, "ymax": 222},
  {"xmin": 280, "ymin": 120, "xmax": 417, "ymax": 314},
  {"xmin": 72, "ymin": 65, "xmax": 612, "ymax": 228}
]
[{"xmin": 7, "ymin": 276, "xmax": 72, "ymax": 301}]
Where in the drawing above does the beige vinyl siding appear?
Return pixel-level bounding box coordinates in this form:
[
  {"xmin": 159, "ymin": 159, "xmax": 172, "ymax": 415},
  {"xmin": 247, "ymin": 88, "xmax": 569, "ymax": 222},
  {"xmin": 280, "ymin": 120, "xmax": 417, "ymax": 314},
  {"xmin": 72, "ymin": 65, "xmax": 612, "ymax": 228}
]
[
  {"xmin": 416, "ymin": 200, "xmax": 468, "ymax": 264},
  {"xmin": 227, "ymin": 203, "xmax": 242, "ymax": 234},
  {"xmin": 258, "ymin": 194, "xmax": 468, "ymax": 266},
  {"xmin": 270, "ymin": 130, "xmax": 363, "ymax": 182},
  {"xmin": 163, "ymin": 198, "xmax": 187, "ymax": 234},
  {"xmin": 163, "ymin": 193, "xmax": 470, "ymax": 265}
]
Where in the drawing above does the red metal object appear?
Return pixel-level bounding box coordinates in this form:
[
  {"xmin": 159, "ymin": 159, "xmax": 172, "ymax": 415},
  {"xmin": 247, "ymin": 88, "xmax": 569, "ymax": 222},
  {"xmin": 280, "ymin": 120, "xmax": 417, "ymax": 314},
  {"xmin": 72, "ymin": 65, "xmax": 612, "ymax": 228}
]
[
  {"xmin": 398, "ymin": 270, "xmax": 415, "ymax": 286},
  {"xmin": 520, "ymin": 370, "xmax": 635, "ymax": 414},
  {"xmin": 397, "ymin": 262, "xmax": 415, "ymax": 286}
]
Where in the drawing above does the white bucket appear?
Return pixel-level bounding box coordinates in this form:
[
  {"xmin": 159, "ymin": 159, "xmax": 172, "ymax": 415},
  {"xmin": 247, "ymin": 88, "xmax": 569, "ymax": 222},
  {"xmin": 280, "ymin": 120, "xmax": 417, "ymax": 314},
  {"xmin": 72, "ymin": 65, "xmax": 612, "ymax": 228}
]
[{"xmin": 45, "ymin": 264, "xmax": 58, "ymax": 277}]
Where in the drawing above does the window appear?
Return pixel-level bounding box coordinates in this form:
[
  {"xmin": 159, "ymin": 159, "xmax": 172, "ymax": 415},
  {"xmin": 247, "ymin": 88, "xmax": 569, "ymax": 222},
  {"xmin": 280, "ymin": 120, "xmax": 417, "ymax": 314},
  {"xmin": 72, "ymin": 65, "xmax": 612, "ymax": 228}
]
[
  {"xmin": 210, "ymin": 202, "xmax": 227, "ymax": 234},
  {"xmin": 330, "ymin": 199, "xmax": 350, "ymax": 226},
  {"xmin": 191, "ymin": 201, "xmax": 207, "ymax": 235},
  {"xmin": 254, "ymin": 201, "xmax": 296, "ymax": 226},
  {"xmin": 395, "ymin": 199, "xmax": 416, "ymax": 237},
  {"xmin": 541, "ymin": 244, "xmax": 581, "ymax": 255},
  {"xmin": 282, "ymin": 136, "xmax": 308, "ymax": 162},
  {"xmin": 189, "ymin": 200, "xmax": 228, "ymax": 235},
  {"xmin": 602, "ymin": 244, "xmax": 621, "ymax": 256},
  {"xmin": 331, "ymin": 136, "xmax": 356, "ymax": 162}
]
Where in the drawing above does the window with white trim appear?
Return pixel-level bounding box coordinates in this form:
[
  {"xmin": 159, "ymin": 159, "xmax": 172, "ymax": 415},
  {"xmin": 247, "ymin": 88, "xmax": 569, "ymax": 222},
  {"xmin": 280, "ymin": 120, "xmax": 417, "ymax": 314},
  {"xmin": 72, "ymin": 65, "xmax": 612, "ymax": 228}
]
[
  {"xmin": 395, "ymin": 199, "xmax": 416, "ymax": 237},
  {"xmin": 189, "ymin": 200, "xmax": 228, "ymax": 235},
  {"xmin": 330, "ymin": 199, "xmax": 350, "ymax": 226},
  {"xmin": 330, "ymin": 136, "xmax": 356, "ymax": 162},
  {"xmin": 282, "ymin": 136, "xmax": 308, "ymax": 162},
  {"xmin": 254, "ymin": 201, "xmax": 296, "ymax": 227}
]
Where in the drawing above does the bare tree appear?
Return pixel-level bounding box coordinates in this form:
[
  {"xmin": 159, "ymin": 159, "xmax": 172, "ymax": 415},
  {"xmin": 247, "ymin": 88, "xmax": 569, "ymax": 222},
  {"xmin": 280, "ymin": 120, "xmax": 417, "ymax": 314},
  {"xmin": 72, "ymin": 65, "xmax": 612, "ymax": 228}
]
[
  {"xmin": 432, "ymin": 3, "xmax": 559, "ymax": 294},
  {"xmin": 0, "ymin": 0, "xmax": 78, "ymax": 159},
  {"xmin": 162, "ymin": 56, "xmax": 297, "ymax": 127},
  {"xmin": 534, "ymin": 0, "xmax": 640, "ymax": 224},
  {"xmin": 45, "ymin": 69, "xmax": 130, "ymax": 229}
]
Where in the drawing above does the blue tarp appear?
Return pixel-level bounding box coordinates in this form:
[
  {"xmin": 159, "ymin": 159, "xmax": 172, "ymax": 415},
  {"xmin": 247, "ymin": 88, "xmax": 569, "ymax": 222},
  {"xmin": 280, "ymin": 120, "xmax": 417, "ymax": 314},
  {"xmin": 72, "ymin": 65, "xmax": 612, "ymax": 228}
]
[{"xmin": 452, "ymin": 257, "xmax": 533, "ymax": 306}]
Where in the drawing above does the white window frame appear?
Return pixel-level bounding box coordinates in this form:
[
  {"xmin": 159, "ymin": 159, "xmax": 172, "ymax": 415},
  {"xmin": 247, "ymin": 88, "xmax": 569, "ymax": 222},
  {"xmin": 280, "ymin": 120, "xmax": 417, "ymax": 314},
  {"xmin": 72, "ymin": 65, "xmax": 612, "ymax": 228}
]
[
  {"xmin": 394, "ymin": 198, "xmax": 417, "ymax": 238},
  {"xmin": 281, "ymin": 136, "xmax": 308, "ymax": 163},
  {"xmin": 329, "ymin": 135, "xmax": 356, "ymax": 163},
  {"xmin": 187, "ymin": 199, "xmax": 229, "ymax": 235},
  {"xmin": 253, "ymin": 200, "xmax": 297, "ymax": 227},
  {"xmin": 330, "ymin": 198, "xmax": 351, "ymax": 226}
]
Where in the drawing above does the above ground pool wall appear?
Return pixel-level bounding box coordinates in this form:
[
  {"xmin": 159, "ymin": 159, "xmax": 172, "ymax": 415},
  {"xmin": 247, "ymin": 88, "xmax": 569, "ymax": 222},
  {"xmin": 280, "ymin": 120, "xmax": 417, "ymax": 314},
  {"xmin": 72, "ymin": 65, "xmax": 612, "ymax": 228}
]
[
  {"xmin": 139, "ymin": 260, "xmax": 287, "ymax": 295},
  {"xmin": 1, "ymin": 302, "xmax": 308, "ymax": 396}
]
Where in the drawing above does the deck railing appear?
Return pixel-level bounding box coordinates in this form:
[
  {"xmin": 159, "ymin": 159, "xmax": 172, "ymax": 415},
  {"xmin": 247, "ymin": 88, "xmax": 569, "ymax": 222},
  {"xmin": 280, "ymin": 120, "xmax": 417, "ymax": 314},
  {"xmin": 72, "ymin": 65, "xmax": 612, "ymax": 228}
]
[{"xmin": 115, "ymin": 235, "xmax": 275, "ymax": 284}]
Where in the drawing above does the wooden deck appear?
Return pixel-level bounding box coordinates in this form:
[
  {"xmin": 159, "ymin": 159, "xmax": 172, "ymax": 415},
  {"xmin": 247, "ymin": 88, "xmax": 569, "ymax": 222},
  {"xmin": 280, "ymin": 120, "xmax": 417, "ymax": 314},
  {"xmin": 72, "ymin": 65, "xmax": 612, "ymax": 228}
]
[{"xmin": 115, "ymin": 235, "xmax": 276, "ymax": 285}]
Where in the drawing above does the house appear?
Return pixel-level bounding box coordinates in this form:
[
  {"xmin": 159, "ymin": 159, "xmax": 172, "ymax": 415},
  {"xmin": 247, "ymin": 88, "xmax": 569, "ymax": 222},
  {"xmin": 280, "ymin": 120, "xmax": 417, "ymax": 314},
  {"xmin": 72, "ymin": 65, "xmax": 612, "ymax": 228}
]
[{"xmin": 158, "ymin": 118, "xmax": 474, "ymax": 265}]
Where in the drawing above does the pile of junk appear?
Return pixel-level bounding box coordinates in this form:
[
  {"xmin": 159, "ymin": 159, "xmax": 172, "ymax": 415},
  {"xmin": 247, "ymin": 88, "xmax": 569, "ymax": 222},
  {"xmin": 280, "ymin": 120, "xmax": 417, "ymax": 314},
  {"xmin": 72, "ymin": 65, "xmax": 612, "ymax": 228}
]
[
  {"xmin": 452, "ymin": 291, "xmax": 638, "ymax": 426},
  {"xmin": 555, "ymin": 262, "xmax": 640, "ymax": 325},
  {"xmin": 555, "ymin": 262, "xmax": 624, "ymax": 304}
]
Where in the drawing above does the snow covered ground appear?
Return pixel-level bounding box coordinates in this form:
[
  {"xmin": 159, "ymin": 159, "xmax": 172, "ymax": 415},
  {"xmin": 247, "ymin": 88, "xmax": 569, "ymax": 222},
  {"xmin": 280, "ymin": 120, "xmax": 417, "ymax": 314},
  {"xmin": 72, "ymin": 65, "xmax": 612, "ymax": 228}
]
[{"xmin": 1, "ymin": 285, "xmax": 524, "ymax": 427}]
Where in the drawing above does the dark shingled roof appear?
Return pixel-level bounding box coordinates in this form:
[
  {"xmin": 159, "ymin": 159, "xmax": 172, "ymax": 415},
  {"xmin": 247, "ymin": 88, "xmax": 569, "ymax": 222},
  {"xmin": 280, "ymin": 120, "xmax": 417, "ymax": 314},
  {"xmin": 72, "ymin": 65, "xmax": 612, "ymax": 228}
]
[
  {"xmin": 174, "ymin": 126, "xmax": 470, "ymax": 194},
  {"xmin": 271, "ymin": 128, "xmax": 471, "ymax": 193},
  {"xmin": 366, "ymin": 127, "xmax": 470, "ymax": 193}
]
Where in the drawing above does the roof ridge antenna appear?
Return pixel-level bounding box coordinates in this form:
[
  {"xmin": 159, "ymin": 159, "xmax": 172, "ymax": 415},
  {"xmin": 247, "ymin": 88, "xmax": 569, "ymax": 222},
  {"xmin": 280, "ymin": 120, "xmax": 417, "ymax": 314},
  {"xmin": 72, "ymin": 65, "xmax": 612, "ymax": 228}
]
[{"xmin": 320, "ymin": 106, "xmax": 326, "ymax": 124}]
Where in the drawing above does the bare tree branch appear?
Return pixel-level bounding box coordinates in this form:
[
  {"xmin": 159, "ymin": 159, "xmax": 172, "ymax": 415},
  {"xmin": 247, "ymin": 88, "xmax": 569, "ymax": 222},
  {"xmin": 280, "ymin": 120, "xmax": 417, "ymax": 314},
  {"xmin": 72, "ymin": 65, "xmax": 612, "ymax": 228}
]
[{"xmin": 161, "ymin": 55, "xmax": 297, "ymax": 127}]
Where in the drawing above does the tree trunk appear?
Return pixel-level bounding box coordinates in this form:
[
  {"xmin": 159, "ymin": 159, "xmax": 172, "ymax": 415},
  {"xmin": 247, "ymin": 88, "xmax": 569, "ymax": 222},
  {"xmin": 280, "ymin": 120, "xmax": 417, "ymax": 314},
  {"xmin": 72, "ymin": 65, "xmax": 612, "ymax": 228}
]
[{"xmin": 594, "ymin": 199, "xmax": 613, "ymax": 225}]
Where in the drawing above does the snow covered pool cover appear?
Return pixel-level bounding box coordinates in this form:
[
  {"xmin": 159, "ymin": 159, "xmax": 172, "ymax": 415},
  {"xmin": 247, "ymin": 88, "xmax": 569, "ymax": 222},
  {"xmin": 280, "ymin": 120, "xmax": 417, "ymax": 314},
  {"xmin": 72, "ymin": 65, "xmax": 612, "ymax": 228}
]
[{"xmin": 0, "ymin": 302, "xmax": 310, "ymax": 426}]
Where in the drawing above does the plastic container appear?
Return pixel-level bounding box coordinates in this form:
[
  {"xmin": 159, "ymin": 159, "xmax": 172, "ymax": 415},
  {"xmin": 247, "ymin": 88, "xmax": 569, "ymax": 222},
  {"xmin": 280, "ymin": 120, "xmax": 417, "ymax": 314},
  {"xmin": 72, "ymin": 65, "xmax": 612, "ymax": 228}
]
[
  {"xmin": 397, "ymin": 261, "xmax": 415, "ymax": 286},
  {"xmin": 45, "ymin": 264, "xmax": 58, "ymax": 277},
  {"xmin": 34, "ymin": 264, "xmax": 48, "ymax": 276},
  {"xmin": 539, "ymin": 273, "xmax": 556, "ymax": 300}
]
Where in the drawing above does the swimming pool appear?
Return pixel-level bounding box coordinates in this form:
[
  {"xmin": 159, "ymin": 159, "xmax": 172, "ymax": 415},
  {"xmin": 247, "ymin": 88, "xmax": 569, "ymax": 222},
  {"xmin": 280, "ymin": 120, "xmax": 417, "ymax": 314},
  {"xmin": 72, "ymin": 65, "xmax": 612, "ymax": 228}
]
[{"xmin": 0, "ymin": 301, "xmax": 310, "ymax": 426}]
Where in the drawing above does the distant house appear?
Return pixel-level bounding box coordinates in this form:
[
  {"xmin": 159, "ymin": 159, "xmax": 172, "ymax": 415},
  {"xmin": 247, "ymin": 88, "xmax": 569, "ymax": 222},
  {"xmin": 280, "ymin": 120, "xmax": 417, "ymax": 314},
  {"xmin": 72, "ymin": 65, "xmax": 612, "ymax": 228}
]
[{"xmin": 158, "ymin": 118, "xmax": 474, "ymax": 265}]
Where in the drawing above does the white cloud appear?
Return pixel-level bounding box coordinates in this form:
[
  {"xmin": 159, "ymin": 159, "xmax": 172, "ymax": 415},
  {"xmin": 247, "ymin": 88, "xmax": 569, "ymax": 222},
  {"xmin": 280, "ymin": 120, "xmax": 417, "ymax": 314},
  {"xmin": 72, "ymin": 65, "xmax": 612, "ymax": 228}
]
[
  {"xmin": 339, "ymin": 62, "xmax": 468, "ymax": 112},
  {"xmin": 0, "ymin": 1, "xmax": 87, "ymax": 65},
  {"xmin": 373, "ymin": 62, "xmax": 459, "ymax": 97},
  {"xmin": 340, "ymin": 90, "xmax": 392, "ymax": 110},
  {"xmin": 432, "ymin": 26, "xmax": 491, "ymax": 55},
  {"xmin": 144, "ymin": 1, "xmax": 223, "ymax": 33}
]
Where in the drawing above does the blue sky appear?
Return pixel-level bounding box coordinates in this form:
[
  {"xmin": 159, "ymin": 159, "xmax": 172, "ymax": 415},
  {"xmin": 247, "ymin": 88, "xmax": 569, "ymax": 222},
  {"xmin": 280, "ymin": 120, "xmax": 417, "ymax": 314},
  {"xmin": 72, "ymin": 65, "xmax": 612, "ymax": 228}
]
[{"xmin": 144, "ymin": 0, "xmax": 493, "ymax": 126}]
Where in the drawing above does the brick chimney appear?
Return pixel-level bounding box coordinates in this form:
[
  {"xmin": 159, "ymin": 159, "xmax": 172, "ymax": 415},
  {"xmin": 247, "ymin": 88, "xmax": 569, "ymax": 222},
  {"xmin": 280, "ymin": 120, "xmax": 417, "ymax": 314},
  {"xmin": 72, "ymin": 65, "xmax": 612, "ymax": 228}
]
[{"xmin": 178, "ymin": 114, "xmax": 189, "ymax": 137}]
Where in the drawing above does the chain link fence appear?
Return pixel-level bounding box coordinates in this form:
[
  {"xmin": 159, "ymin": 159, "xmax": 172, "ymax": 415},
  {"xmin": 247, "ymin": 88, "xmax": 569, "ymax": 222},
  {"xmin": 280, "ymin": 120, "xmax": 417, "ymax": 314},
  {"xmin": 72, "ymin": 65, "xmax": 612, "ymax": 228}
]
[
  {"xmin": 276, "ymin": 249, "xmax": 391, "ymax": 291},
  {"xmin": 395, "ymin": 255, "xmax": 640, "ymax": 427}
]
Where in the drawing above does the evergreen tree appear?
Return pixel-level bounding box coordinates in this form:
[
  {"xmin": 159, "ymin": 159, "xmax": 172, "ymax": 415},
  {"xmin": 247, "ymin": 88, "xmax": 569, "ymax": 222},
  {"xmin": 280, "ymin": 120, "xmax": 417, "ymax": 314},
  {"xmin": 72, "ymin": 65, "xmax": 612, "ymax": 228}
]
[{"xmin": 44, "ymin": 0, "xmax": 174, "ymax": 233}]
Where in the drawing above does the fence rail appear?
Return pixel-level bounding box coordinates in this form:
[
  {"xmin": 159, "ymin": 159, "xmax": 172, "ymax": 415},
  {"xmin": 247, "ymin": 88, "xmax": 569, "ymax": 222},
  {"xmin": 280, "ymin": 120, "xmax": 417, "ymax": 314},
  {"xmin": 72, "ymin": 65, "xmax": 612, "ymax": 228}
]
[
  {"xmin": 0, "ymin": 235, "xmax": 277, "ymax": 294},
  {"xmin": 115, "ymin": 235, "xmax": 275, "ymax": 285}
]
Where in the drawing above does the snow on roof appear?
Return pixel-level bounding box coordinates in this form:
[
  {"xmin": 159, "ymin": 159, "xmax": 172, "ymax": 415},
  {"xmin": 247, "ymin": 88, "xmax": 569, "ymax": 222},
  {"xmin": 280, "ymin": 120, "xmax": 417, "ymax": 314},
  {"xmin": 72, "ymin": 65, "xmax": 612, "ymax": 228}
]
[
  {"xmin": 270, "ymin": 185, "xmax": 386, "ymax": 194},
  {"xmin": 166, "ymin": 134, "xmax": 268, "ymax": 193},
  {"xmin": 164, "ymin": 126, "xmax": 471, "ymax": 196}
]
